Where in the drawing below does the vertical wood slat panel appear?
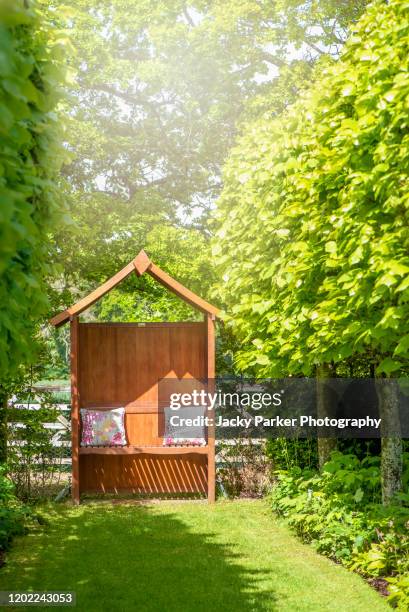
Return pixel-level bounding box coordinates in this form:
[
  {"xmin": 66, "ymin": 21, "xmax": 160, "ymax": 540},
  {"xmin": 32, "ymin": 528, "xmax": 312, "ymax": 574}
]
[
  {"xmin": 125, "ymin": 414, "xmax": 163, "ymax": 446},
  {"xmin": 79, "ymin": 455, "xmax": 207, "ymax": 494},
  {"xmin": 77, "ymin": 322, "xmax": 208, "ymax": 496},
  {"xmin": 78, "ymin": 323, "xmax": 205, "ymax": 408}
]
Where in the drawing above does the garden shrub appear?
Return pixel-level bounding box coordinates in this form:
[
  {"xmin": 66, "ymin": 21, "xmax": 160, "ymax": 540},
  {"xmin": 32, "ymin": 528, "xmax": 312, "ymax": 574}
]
[
  {"xmin": 0, "ymin": 465, "xmax": 27, "ymax": 554},
  {"xmin": 217, "ymin": 438, "xmax": 272, "ymax": 497},
  {"xmin": 387, "ymin": 575, "xmax": 409, "ymax": 611},
  {"xmin": 7, "ymin": 392, "xmax": 68, "ymax": 501},
  {"xmin": 270, "ymin": 451, "xmax": 409, "ymax": 607},
  {"xmin": 265, "ymin": 438, "xmax": 318, "ymax": 471}
]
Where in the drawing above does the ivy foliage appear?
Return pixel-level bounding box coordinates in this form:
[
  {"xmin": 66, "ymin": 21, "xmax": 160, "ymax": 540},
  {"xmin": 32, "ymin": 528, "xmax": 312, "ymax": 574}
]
[
  {"xmin": 0, "ymin": 0, "xmax": 69, "ymax": 377},
  {"xmin": 213, "ymin": 0, "xmax": 409, "ymax": 376}
]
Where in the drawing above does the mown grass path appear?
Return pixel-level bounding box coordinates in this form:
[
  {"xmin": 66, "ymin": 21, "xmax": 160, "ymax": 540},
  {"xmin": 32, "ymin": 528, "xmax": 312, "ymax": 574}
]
[{"xmin": 0, "ymin": 500, "xmax": 389, "ymax": 611}]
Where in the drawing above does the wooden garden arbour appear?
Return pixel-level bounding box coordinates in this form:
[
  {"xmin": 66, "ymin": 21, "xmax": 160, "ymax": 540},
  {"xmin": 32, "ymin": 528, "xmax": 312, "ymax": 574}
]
[{"xmin": 50, "ymin": 250, "xmax": 219, "ymax": 504}]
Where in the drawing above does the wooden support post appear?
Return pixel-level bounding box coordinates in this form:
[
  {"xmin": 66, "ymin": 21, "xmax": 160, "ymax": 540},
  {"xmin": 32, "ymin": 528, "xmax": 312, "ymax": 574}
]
[
  {"xmin": 70, "ymin": 316, "xmax": 80, "ymax": 504},
  {"xmin": 206, "ymin": 314, "xmax": 216, "ymax": 503}
]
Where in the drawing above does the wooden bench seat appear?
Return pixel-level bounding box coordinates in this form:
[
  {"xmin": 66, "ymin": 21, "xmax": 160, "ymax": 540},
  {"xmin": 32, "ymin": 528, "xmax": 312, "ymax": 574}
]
[{"xmin": 79, "ymin": 445, "xmax": 209, "ymax": 455}]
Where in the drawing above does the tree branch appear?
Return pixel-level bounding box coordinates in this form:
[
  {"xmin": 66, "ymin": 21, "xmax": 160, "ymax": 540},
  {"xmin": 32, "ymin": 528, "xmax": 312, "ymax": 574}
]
[
  {"xmin": 260, "ymin": 51, "xmax": 286, "ymax": 69},
  {"xmin": 305, "ymin": 39, "xmax": 324, "ymax": 56},
  {"xmin": 183, "ymin": 6, "xmax": 195, "ymax": 27},
  {"xmin": 84, "ymin": 82, "xmax": 166, "ymax": 126}
]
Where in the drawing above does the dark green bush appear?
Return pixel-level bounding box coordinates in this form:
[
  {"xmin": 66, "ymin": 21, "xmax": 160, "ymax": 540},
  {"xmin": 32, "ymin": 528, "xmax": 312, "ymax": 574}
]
[
  {"xmin": 265, "ymin": 438, "xmax": 318, "ymax": 471},
  {"xmin": 0, "ymin": 465, "xmax": 27, "ymax": 553}
]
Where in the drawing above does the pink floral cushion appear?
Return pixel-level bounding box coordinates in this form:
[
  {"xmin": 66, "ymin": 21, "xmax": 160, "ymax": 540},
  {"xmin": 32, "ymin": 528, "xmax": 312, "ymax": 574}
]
[
  {"xmin": 162, "ymin": 406, "xmax": 206, "ymax": 446},
  {"xmin": 163, "ymin": 436, "xmax": 206, "ymax": 447},
  {"xmin": 80, "ymin": 408, "xmax": 127, "ymax": 447}
]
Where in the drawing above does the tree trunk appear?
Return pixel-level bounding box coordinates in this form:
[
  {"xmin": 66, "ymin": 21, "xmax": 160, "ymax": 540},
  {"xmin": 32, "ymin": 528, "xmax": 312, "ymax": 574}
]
[
  {"xmin": 375, "ymin": 378, "xmax": 402, "ymax": 505},
  {"xmin": 316, "ymin": 362, "xmax": 337, "ymax": 469},
  {"xmin": 0, "ymin": 392, "xmax": 7, "ymax": 464}
]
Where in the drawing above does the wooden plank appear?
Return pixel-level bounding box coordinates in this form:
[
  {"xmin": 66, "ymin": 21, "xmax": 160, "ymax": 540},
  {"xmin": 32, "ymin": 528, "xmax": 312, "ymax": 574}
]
[
  {"xmin": 50, "ymin": 261, "xmax": 136, "ymax": 327},
  {"xmin": 126, "ymin": 413, "xmax": 163, "ymax": 446},
  {"xmin": 79, "ymin": 446, "xmax": 209, "ymax": 455},
  {"xmin": 79, "ymin": 454, "xmax": 207, "ymax": 494},
  {"xmin": 148, "ymin": 263, "xmax": 219, "ymax": 316},
  {"xmin": 133, "ymin": 249, "xmax": 151, "ymax": 275},
  {"xmin": 78, "ymin": 323, "xmax": 205, "ymax": 410},
  {"xmin": 79, "ymin": 401, "xmax": 167, "ymax": 413},
  {"xmin": 70, "ymin": 316, "xmax": 80, "ymax": 504},
  {"xmin": 206, "ymin": 314, "xmax": 216, "ymax": 503},
  {"xmin": 67, "ymin": 321, "xmax": 203, "ymax": 329}
]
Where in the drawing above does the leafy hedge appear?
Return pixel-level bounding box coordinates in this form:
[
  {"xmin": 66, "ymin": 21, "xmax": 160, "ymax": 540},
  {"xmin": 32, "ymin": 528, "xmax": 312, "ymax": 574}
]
[
  {"xmin": 270, "ymin": 452, "xmax": 409, "ymax": 608},
  {"xmin": 213, "ymin": 0, "xmax": 409, "ymax": 376},
  {"xmin": 0, "ymin": 0, "xmax": 69, "ymax": 377}
]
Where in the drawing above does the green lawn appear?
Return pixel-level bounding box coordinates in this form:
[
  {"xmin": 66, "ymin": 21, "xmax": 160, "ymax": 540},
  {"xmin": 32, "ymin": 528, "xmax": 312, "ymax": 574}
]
[{"xmin": 0, "ymin": 500, "xmax": 389, "ymax": 612}]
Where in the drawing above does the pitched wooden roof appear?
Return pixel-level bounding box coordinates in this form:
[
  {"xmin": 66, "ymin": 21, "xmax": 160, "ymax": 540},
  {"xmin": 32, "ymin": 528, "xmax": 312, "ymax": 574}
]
[{"xmin": 50, "ymin": 250, "xmax": 219, "ymax": 327}]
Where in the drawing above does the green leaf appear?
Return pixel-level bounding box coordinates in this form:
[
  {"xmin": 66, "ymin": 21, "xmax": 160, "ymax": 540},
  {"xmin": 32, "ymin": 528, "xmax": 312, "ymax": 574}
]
[
  {"xmin": 393, "ymin": 334, "xmax": 409, "ymax": 356},
  {"xmin": 354, "ymin": 488, "xmax": 364, "ymax": 503},
  {"xmin": 255, "ymin": 354, "xmax": 271, "ymax": 366},
  {"xmin": 376, "ymin": 357, "xmax": 402, "ymax": 375},
  {"xmin": 387, "ymin": 261, "xmax": 409, "ymax": 276}
]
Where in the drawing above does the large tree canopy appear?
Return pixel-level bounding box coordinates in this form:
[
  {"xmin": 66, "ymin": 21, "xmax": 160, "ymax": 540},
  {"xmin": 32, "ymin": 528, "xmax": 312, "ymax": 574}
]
[
  {"xmin": 213, "ymin": 0, "xmax": 409, "ymax": 377},
  {"xmin": 52, "ymin": 0, "xmax": 367, "ymax": 312},
  {"xmin": 65, "ymin": 0, "xmax": 366, "ymax": 210}
]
